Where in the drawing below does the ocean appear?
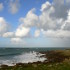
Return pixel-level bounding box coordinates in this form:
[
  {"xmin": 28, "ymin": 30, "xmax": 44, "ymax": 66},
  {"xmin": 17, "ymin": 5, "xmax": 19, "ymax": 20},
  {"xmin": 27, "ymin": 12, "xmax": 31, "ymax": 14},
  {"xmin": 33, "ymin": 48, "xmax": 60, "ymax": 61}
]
[{"xmin": 0, "ymin": 48, "xmax": 68, "ymax": 66}]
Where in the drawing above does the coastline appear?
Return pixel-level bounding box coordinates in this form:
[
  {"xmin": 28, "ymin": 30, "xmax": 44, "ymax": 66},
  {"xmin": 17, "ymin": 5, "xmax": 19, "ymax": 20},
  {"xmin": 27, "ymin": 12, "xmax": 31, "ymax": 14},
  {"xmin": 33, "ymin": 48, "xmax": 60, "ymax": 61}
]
[{"xmin": 0, "ymin": 49, "xmax": 70, "ymax": 70}]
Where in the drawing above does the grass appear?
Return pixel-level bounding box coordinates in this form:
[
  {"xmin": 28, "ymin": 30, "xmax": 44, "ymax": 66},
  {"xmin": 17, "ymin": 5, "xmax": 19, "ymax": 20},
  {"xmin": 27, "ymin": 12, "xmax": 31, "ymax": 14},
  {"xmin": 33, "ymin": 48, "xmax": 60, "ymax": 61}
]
[{"xmin": 1, "ymin": 62, "xmax": 70, "ymax": 70}]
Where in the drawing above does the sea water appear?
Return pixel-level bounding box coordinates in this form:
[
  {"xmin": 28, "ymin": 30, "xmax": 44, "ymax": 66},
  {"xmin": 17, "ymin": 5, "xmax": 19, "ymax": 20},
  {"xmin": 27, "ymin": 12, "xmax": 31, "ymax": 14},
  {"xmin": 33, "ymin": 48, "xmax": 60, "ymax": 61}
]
[{"xmin": 0, "ymin": 48, "xmax": 67, "ymax": 66}]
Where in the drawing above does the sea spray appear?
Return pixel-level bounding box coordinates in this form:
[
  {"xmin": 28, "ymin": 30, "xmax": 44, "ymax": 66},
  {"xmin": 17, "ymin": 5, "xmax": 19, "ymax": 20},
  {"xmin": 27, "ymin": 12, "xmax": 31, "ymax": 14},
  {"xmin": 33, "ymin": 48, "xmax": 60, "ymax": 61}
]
[{"xmin": 0, "ymin": 51, "xmax": 46, "ymax": 66}]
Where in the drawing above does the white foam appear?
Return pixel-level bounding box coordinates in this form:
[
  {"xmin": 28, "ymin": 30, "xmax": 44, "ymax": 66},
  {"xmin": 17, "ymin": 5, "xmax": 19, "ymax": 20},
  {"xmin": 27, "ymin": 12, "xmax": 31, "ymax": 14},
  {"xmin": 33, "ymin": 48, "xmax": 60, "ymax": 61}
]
[{"xmin": 0, "ymin": 51, "xmax": 46, "ymax": 66}]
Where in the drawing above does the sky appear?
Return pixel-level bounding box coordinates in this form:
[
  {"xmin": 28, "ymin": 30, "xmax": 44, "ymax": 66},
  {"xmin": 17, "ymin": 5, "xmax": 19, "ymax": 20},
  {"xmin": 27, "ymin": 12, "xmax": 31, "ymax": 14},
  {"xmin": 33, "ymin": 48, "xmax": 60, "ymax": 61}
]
[{"xmin": 0, "ymin": 0, "xmax": 70, "ymax": 48}]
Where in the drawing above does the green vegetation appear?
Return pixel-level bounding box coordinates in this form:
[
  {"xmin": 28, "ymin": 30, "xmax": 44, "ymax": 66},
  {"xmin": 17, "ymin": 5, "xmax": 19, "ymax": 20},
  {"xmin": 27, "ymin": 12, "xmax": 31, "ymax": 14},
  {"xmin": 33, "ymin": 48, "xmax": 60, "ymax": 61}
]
[
  {"xmin": 1, "ymin": 49, "xmax": 70, "ymax": 70},
  {"xmin": 0, "ymin": 62, "xmax": 70, "ymax": 70}
]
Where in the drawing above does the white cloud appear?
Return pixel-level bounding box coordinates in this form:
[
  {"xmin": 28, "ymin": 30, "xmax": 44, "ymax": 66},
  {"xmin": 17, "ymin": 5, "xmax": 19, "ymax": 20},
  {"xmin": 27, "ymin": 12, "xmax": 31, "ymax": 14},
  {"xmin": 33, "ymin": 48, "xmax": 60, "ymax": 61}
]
[
  {"xmin": 2, "ymin": 26, "xmax": 30, "ymax": 38},
  {"xmin": 39, "ymin": 7, "xmax": 56, "ymax": 30},
  {"xmin": 1, "ymin": 0, "xmax": 70, "ymax": 43},
  {"xmin": 0, "ymin": 3, "xmax": 3, "ymax": 11},
  {"xmin": 39, "ymin": 1, "xmax": 70, "ymax": 38},
  {"xmin": 67, "ymin": 10, "xmax": 70, "ymax": 20},
  {"xmin": 15, "ymin": 25, "xmax": 30, "ymax": 37},
  {"xmin": 17, "ymin": 1, "xmax": 70, "ymax": 38},
  {"xmin": 1, "ymin": 23, "xmax": 30, "ymax": 39},
  {"xmin": 3, "ymin": 32, "xmax": 14, "ymax": 38},
  {"xmin": 9, "ymin": 0, "xmax": 20, "ymax": 14},
  {"xmin": 42, "ymin": 29, "xmax": 70, "ymax": 38},
  {"xmin": 19, "ymin": 8, "xmax": 38, "ymax": 27},
  {"xmin": 0, "ymin": 0, "xmax": 70, "ymax": 47},
  {"xmin": 34, "ymin": 29, "xmax": 40, "ymax": 37},
  {"xmin": 61, "ymin": 10, "xmax": 70, "ymax": 30},
  {"xmin": 11, "ymin": 38, "xmax": 23, "ymax": 44},
  {"xmin": 11, "ymin": 38, "xmax": 26, "ymax": 46},
  {"xmin": 0, "ymin": 17, "xmax": 9, "ymax": 36},
  {"xmin": 41, "ymin": 1, "xmax": 51, "ymax": 12}
]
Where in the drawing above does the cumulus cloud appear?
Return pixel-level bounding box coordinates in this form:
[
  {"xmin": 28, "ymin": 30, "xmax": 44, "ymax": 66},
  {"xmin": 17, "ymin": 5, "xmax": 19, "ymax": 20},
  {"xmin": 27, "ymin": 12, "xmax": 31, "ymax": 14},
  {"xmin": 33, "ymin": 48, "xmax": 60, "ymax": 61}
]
[
  {"xmin": 40, "ymin": 1, "xmax": 52, "ymax": 12},
  {"xmin": 42, "ymin": 29, "xmax": 70, "ymax": 38},
  {"xmin": 1, "ymin": 0, "xmax": 70, "ymax": 41},
  {"xmin": 15, "ymin": 25, "xmax": 30, "ymax": 37},
  {"xmin": 11, "ymin": 38, "xmax": 25, "ymax": 44},
  {"xmin": 39, "ymin": 1, "xmax": 70, "ymax": 31},
  {"xmin": 40, "ymin": 1, "xmax": 70, "ymax": 38},
  {"xmin": 0, "ymin": 3, "xmax": 3, "ymax": 11},
  {"xmin": 3, "ymin": 25, "xmax": 30, "ymax": 38},
  {"xmin": 51, "ymin": 0, "xmax": 70, "ymax": 19},
  {"xmin": 63, "ymin": 10, "xmax": 70, "ymax": 30},
  {"xmin": 11, "ymin": 38, "xmax": 22, "ymax": 43},
  {"xmin": 19, "ymin": 8, "xmax": 38, "ymax": 27},
  {"xmin": 40, "ymin": 9, "xmax": 70, "ymax": 38},
  {"xmin": 9, "ymin": 0, "xmax": 20, "ymax": 14},
  {"xmin": 39, "ymin": 2, "xmax": 57, "ymax": 30},
  {"xmin": 3, "ymin": 32, "xmax": 14, "ymax": 38},
  {"xmin": 34, "ymin": 29, "xmax": 40, "ymax": 37},
  {"xmin": 17, "ymin": 0, "xmax": 70, "ymax": 38},
  {"xmin": 0, "ymin": 17, "xmax": 9, "ymax": 36}
]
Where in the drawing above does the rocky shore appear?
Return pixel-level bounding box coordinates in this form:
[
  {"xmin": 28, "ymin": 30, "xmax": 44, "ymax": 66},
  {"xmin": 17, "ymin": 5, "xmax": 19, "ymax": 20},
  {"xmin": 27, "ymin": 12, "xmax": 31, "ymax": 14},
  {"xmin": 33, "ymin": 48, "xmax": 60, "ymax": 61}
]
[{"xmin": 0, "ymin": 49, "xmax": 70, "ymax": 70}]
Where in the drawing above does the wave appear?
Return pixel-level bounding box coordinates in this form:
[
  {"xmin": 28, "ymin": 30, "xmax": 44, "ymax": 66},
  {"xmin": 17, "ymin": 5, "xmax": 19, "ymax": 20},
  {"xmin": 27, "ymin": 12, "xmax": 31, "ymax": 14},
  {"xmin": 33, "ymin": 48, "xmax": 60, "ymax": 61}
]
[{"xmin": 0, "ymin": 51, "xmax": 46, "ymax": 66}]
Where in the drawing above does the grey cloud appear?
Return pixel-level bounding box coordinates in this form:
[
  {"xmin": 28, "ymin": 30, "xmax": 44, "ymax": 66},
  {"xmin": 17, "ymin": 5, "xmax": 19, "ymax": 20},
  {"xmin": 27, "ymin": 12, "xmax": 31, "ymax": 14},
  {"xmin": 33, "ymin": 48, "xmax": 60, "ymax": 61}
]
[
  {"xmin": 9, "ymin": 0, "xmax": 20, "ymax": 14},
  {"xmin": 51, "ymin": 0, "xmax": 70, "ymax": 20},
  {"xmin": 0, "ymin": 3, "xmax": 4, "ymax": 11}
]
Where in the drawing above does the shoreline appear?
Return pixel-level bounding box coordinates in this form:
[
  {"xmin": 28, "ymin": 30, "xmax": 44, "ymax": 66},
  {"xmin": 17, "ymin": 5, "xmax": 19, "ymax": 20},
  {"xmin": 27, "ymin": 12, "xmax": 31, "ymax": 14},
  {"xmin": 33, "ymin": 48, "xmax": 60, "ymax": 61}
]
[{"xmin": 0, "ymin": 49, "xmax": 70, "ymax": 70}]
